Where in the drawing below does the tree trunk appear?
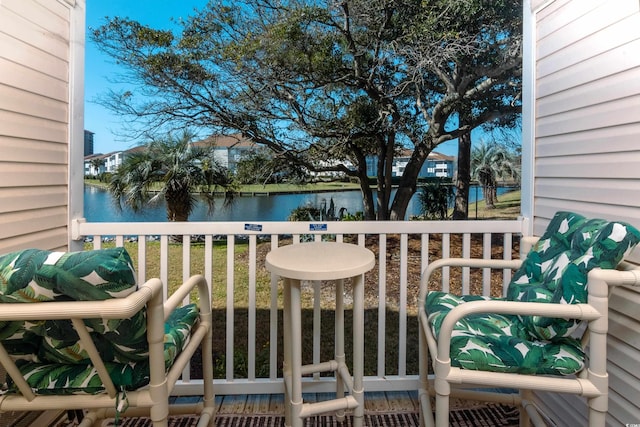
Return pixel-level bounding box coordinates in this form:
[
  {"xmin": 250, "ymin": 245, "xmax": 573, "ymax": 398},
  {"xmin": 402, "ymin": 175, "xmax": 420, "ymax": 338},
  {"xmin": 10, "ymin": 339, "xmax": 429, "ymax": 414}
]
[
  {"xmin": 349, "ymin": 145, "xmax": 377, "ymax": 220},
  {"xmin": 375, "ymin": 135, "xmax": 395, "ymax": 220},
  {"xmin": 357, "ymin": 159, "xmax": 376, "ymax": 220},
  {"xmin": 452, "ymin": 110, "xmax": 472, "ymax": 220},
  {"xmin": 485, "ymin": 184, "xmax": 497, "ymax": 209},
  {"xmin": 166, "ymin": 189, "xmax": 191, "ymax": 222},
  {"xmin": 165, "ymin": 189, "xmax": 191, "ymax": 243},
  {"xmin": 492, "ymin": 186, "xmax": 499, "ymax": 205},
  {"xmin": 389, "ymin": 145, "xmax": 427, "ymax": 220},
  {"xmin": 389, "ymin": 184, "xmax": 414, "ymax": 220}
]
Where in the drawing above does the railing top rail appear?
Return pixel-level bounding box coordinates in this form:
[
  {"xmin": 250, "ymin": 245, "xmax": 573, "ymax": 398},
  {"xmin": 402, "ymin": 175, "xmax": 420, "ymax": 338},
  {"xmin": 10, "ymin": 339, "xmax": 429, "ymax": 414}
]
[{"xmin": 73, "ymin": 218, "xmax": 526, "ymax": 239}]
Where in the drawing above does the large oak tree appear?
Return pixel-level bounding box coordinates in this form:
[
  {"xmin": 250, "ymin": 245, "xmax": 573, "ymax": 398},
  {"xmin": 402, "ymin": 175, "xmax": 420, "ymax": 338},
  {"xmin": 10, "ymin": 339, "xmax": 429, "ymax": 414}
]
[{"xmin": 92, "ymin": 0, "xmax": 522, "ymax": 220}]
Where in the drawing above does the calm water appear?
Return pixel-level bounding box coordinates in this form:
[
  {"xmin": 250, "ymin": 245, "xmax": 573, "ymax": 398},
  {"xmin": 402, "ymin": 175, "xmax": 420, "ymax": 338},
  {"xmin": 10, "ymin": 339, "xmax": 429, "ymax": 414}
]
[{"xmin": 84, "ymin": 185, "xmax": 510, "ymax": 222}]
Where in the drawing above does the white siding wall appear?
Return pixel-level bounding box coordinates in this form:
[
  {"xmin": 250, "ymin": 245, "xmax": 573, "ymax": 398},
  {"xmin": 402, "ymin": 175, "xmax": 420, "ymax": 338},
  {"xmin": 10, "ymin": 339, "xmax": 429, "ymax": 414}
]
[
  {"xmin": 0, "ymin": 0, "xmax": 82, "ymax": 252},
  {"xmin": 529, "ymin": 0, "xmax": 640, "ymax": 425}
]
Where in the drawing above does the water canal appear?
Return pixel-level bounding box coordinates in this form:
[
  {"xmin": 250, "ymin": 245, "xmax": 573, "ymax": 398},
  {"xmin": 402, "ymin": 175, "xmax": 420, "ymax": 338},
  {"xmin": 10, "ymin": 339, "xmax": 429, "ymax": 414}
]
[{"xmin": 84, "ymin": 185, "xmax": 512, "ymax": 222}]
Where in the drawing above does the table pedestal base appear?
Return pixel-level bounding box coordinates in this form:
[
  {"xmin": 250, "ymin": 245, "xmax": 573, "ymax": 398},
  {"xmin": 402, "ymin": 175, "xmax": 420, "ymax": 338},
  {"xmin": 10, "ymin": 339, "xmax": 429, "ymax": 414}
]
[
  {"xmin": 265, "ymin": 242, "xmax": 374, "ymax": 427},
  {"xmin": 282, "ymin": 277, "xmax": 365, "ymax": 427}
]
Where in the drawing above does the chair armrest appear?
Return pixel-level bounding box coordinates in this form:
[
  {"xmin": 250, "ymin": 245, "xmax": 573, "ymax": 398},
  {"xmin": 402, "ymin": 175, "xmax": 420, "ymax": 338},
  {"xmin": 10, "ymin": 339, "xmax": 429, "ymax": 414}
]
[
  {"xmin": 144, "ymin": 275, "xmax": 211, "ymax": 396},
  {"xmin": 520, "ymin": 235, "xmax": 539, "ymax": 254},
  {"xmin": 0, "ymin": 278, "xmax": 164, "ymax": 321},
  {"xmin": 418, "ymin": 258, "xmax": 523, "ymax": 305},
  {"xmin": 163, "ymin": 274, "xmax": 211, "ymax": 320},
  {"xmin": 435, "ymin": 300, "xmax": 601, "ymax": 362},
  {"xmin": 585, "ymin": 265, "xmax": 640, "ymax": 299}
]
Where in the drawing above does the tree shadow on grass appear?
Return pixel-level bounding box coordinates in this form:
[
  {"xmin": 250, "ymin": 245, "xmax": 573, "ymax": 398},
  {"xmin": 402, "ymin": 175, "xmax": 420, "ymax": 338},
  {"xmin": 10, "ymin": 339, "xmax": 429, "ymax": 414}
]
[{"xmin": 190, "ymin": 307, "xmax": 419, "ymax": 380}]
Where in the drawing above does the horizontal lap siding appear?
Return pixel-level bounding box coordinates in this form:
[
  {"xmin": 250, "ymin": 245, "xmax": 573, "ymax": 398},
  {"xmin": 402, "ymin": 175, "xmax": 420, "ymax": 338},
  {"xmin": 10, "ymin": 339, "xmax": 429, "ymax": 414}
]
[
  {"xmin": 532, "ymin": 0, "xmax": 640, "ymax": 425},
  {"xmin": 0, "ymin": 0, "xmax": 72, "ymax": 253}
]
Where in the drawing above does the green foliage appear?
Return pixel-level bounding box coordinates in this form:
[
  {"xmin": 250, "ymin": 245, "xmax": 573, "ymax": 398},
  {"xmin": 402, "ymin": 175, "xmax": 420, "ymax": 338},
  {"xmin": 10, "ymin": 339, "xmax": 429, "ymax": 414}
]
[
  {"xmin": 288, "ymin": 197, "xmax": 363, "ymax": 241},
  {"xmin": 417, "ymin": 180, "xmax": 455, "ymax": 220},
  {"xmin": 109, "ymin": 130, "xmax": 235, "ymax": 221},
  {"xmin": 91, "ymin": 0, "xmax": 522, "ymax": 220},
  {"xmin": 341, "ymin": 211, "xmax": 365, "ymax": 221},
  {"xmin": 288, "ymin": 197, "xmax": 355, "ymax": 222},
  {"xmin": 234, "ymin": 151, "xmax": 276, "ymax": 185},
  {"xmin": 288, "ymin": 205, "xmax": 322, "ymax": 222},
  {"xmin": 471, "ymin": 141, "xmax": 520, "ymax": 208},
  {"xmin": 97, "ymin": 172, "xmax": 112, "ymax": 183}
]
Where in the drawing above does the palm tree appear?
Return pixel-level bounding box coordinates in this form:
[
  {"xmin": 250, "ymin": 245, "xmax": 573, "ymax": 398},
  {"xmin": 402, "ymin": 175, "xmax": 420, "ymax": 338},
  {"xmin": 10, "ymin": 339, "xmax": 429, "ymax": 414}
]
[
  {"xmin": 89, "ymin": 157, "xmax": 105, "ymax": 177},
  {"xmin": 470, "ymin": 142, "xmax": 520, "ymax": 209},
  {"xmin": 109, "ymin": 131, "xmax": 235, "ymax": 222}
]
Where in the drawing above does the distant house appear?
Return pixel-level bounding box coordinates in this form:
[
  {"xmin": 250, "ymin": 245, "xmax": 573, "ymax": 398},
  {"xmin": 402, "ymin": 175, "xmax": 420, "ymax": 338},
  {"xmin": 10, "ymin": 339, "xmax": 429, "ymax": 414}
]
[
  {"xmin": 103, "ymin": 151, "xmax": 125, "ymax": 173},
  {"xmin": 83, "ymin": 150, "xmax": 125, "ymax": 176},
  {"xmin": 412, "ymin": 151, "xmax": 454, "ymax": 179},
  {"xmin": 366, "ymin": 150, "xmax": 455, "ymax": 179},
  {"xmin": 84, "ymin": 134, "xmax": 258, "ymax": 177},
  {"xmin": 83, "ymin": 146, "xmax": 143, "ymax": 176},
  {"xmin": 309, "ymin": 159, "xmax": 355, "ymax": 179},
  {"xmin": 195, "ymin": 133, "xmax": 259, "ymax": 172},
  {"xmin": 83, "ymin": 153, "xmax": 105, "ymax": 176},
  {"xmin": 86, "ymin": 134, "xmax": 455, "ymax": 181}
]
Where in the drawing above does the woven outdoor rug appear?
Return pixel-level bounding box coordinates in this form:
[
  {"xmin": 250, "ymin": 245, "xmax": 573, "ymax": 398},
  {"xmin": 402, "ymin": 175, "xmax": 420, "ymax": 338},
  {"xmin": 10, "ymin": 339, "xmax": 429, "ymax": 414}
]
[{"xmin": 103, "ymin": 404, "xmax": 519, "ymax": 426}]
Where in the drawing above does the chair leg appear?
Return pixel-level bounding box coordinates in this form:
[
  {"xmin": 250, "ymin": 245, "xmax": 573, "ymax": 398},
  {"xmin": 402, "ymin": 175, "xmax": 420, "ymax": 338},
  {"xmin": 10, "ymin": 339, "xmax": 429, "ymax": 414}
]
[
  {"xmin": 150, "ymin": 402, "xmax": 169, "ymax": 427},
  {"xmin": 520, "ymin": 390, "xmax": 532, "ymax": 427},
  {"xmin": 418, "ymin": 388, "xmax": 435, "ymax": 427},
  {"xmin": 434, "ymin": 362, "xmax": 451, "ymax": 427},
  {"xmin": 435, "ymin": 391, "xmax": 450, "ymax": 427},
  {"xmin": 202, "ymin": 318, "xmax": 216, "ymax": 427},
  {"xmin": 588, "ymin": 397, "xmax": 607, "ymax": 427},
  {"xmin": 418, "ymin": 317, "xmax": 435, "ymax": 427}
]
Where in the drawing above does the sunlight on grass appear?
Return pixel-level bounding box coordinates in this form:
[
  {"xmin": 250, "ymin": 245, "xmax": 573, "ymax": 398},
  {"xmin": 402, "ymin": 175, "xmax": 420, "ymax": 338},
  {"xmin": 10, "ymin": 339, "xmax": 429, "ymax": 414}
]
[{"xmin": 90, "ymin": 240, "xmax": 275, "ymax": 310}]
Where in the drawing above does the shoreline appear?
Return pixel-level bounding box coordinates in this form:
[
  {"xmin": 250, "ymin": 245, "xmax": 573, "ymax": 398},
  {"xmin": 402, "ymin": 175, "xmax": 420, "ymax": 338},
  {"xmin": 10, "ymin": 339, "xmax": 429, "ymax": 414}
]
[
  {"xmin": 84, "ymin": 179, "xmax": 362, "ymax": 196},
  {"xmin": 84, "ymin": 179, "xmax": 519, "ymax": 198}
]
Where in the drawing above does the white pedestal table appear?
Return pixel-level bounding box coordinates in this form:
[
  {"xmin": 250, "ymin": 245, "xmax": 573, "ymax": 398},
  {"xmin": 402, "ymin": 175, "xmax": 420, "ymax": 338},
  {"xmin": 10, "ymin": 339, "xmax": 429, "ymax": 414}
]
[{"xmin": 265, "ymin": 242, "xmax": 375, "ymax": 427}]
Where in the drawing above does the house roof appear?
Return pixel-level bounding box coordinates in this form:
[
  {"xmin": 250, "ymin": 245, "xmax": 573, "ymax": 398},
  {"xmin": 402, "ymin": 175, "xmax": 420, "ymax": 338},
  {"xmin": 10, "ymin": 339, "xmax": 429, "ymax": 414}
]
[
  {"xmin": 195, "ymin": 133, "xmax": 257, "ymax": 149},
  {"xmin": 428, "ymin": 151, "xmax": 455, "ymax": 161}
]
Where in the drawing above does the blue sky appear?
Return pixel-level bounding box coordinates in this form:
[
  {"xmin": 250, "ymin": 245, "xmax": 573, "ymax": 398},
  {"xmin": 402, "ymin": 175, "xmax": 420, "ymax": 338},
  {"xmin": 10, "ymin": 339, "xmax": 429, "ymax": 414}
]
[
  {"xmin": 84, "ymin": 1, "xmax": 459, "ymax": 157},
  {"xmin": 85, "ymin": 1, "xmax": 207, "ymax": 154}
]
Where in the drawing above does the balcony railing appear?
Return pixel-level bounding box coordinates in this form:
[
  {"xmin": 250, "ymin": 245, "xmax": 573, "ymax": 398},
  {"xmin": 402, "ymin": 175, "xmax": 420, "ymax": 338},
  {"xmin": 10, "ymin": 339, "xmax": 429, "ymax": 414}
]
[{"xmin": 72, "ymin": 218, "xmax": 528, "ymax": 396}]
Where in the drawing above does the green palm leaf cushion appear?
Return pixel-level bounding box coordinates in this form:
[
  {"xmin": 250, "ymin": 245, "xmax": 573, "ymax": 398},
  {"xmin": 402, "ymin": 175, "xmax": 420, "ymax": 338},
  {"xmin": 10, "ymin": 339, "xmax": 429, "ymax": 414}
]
[
  {"xmin": 0, "ymin": 247, "xmax": 144, "ymax": 364},
  {"xmin": 0, "ymin": 248, "xmax": 200, "ymax": 394},
  {"xmin": 508, "ymin": 212, "xmax": 640, "ymax": 340},
  {"xmin": 426, "ymin": 211, "xmax": 640, "ymax": 374},
  {"xmin": 426, "ymin": 293, "xmax": 585, "ymax": 375},
  {"xmin": 8, "ymin": 304, "xmax": 198, "ymax": 394}
]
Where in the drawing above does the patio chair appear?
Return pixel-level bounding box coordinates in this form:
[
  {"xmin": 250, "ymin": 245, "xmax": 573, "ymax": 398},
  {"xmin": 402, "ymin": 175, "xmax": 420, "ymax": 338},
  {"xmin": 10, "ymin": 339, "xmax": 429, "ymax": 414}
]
[
  {"xmin": 418, "ymin": 211, "xmax": 640, "ymax": 427},
  {"xmin": 0, "ymin": 247, "xmax": 214, "ymax": 427}
]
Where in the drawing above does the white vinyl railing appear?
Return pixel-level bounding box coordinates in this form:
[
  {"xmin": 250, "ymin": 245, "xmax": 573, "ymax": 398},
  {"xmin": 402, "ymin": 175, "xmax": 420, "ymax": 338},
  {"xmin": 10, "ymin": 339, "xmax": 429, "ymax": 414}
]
[{"xmin": 72, "ymin": 218, "xmax": 528, "ymax": 395}]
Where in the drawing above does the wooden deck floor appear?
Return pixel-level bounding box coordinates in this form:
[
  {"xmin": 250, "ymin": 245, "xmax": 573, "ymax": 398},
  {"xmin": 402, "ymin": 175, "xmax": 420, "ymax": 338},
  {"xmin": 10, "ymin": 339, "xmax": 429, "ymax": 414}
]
[
  {"xmin": 19, "ymin": 391, "xmax": 421, "ymax": 426},
  {"xmin": 27, "ymin": 390, "xmax": 520, "ymax": 426},
  {"xmin": 215, "ymin": 390, "xmax": 420, "ymax": 415}
]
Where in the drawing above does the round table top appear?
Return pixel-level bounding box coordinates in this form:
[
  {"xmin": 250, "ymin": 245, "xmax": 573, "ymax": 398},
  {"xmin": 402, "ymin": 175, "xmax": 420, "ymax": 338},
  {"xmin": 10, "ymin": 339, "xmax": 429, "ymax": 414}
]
[{"xmin": 265, "ymin": 241, "xmax": 375, "ymax": 281}]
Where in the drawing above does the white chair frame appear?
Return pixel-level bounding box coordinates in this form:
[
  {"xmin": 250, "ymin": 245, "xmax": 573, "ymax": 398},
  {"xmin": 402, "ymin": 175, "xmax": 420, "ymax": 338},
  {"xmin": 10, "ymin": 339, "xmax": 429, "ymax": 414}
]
[
  {"xmin": 417, "ymin": 252, "xmax": 640, "ymax": 427},
  {"xmin": 0, "ymin": 275, "xmax": 215, "ymax": 427}
]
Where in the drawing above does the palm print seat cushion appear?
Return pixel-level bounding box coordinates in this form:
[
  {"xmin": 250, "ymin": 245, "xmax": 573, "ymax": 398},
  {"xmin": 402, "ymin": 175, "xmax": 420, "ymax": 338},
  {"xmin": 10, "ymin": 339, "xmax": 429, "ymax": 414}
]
[
  {"xmin": 426, "ymin": 211, "xmax": 640, "ymax": 375},
  {"xmin": 0, "ymin": 247, "xmax": 199, "ymax": 394}
]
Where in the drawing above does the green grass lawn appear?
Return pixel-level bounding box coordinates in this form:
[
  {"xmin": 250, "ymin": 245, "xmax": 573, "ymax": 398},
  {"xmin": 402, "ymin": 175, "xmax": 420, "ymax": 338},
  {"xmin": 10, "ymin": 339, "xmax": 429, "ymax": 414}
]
[{"xmin": 465, "ymin": 189, "xmax": 521, "ymax": 220}]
